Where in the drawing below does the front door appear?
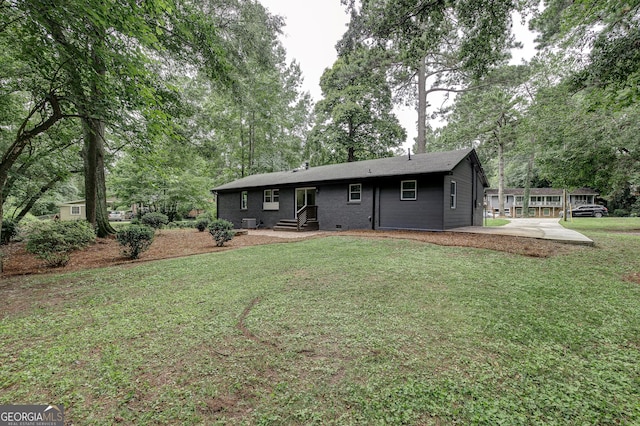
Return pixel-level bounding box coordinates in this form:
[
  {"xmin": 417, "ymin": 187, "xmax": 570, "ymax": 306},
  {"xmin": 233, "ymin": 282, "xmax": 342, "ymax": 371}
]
[{"xmin": 296, "ymin": 187, "xmax": 316, "ymax": 217}]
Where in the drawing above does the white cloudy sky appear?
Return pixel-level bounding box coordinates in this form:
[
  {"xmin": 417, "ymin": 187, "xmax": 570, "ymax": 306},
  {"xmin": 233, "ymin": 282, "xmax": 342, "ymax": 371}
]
[{"xmin": 258, "ymin": 1, "xmax": 537, "ymax": 150}]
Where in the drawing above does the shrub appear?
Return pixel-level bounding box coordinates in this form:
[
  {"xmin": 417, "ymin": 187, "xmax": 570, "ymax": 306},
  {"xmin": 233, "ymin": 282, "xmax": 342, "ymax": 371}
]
[
  {"xmin": 26, "ymin": 220, "xmax": 96, "ymax": 267},
  {"xmin": 1, "ymin": 219, "xmax": 19, "ymax": 244},
  {"xmin": 208, "ymin": 219, "xmax": 235, "ymax": 247},
  {"xmin": 116, "ymin": 224, "xmax": 155, "ymax": 259},
  {"xmin": 196, "ymin": 218, "xmax": 210, "ymax": 232},
  {"xmin": 613, "ymin": 209, "xmax": 629, "ymax": 217},
  {"xmin": 141, "ymin": 212, "xmax": 169, "ymax": 230}
]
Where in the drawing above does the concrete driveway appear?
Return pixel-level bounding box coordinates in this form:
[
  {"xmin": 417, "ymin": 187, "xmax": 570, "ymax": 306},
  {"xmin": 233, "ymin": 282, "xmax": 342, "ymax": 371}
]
[{"xmin": 452, "ymin": 218, "xmax": 594, "ymax": 246}]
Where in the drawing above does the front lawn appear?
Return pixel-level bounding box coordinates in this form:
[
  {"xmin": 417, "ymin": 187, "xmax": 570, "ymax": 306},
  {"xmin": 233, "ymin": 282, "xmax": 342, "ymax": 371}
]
[
  {"xmin": 1, "ymin": 230, "xmax": 639, "ymax": 424},
  {"xmin": 560, "ymin": 216, "xmax": 640, "ymax": 232}
]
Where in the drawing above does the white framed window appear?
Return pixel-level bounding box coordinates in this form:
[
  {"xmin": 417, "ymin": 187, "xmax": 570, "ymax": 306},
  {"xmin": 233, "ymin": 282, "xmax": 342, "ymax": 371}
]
[
  {"xmin": 71, "ymin": 206, "xmax": 81, "ymax": 215},
  {"xmin": 450, "ymin": 181, "xmax": 457, "ymax": 209},
  {"xmin": 349, "ymin": 184, "xmax": 362, "ymax": 202},
  {"xmin": 241, "ymin": 191, "xmax": 248, "ymax": 210},
  {"xmin": 263, "ymin": 189, "xmax": 279, "ymax": 210},
  {"xmin": 401, "ymin": 180, "xmax": 417, "ymax": 200},
  {"xmin": 543, "ymin": 208, "xmax": 551, "ymax": 216}
]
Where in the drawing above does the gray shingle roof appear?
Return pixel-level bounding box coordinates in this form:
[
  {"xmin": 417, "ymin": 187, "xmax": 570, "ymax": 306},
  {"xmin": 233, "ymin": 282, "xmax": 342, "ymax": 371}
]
[{"xmin": 213, "ymin": 148, "xmax": 480, "ymax": 192}]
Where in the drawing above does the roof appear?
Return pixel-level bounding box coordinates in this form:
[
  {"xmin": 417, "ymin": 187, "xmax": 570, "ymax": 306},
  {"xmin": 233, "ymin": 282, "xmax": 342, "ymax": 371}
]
[
  {"xmin": 58, "ymin": 199, "xmax": 86, "ymax": 206},
  {"xmin": 485, "ymin": 187, "xmax": 599, "ymax": 196},
  {"xmin": 213, "ymin": 148, "xmax": 485, "ymax": 191}
]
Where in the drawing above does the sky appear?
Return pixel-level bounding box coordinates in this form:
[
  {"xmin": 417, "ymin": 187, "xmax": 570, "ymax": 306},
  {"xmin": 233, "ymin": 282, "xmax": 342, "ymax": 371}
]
[{"xmin": 258, "ymin": 0, "xmax": 537, "ymax": 150}]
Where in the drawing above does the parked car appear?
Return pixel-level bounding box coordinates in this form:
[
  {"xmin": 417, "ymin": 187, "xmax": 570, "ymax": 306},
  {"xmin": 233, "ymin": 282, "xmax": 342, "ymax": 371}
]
[
  {"xmin": 108, "ymin": 211, "xmax": 124, "ymax": 221},
  {"xmin": 560, "ymin": 204, "xmax": 608, "ymax": 218}
]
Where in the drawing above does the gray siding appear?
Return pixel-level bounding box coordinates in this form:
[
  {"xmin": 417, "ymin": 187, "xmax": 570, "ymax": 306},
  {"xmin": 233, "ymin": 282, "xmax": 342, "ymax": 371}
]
[
  {"xmin": 443, "ymin": 158, "xmax": 485, "ymax": 229},
  {"xmin": 443, "ymin": 159, "xmax": 472, "ymax": 229},
  {"xmin": 215, "ymin": 151, "xmax": 487, "ymax": 231},
  {"xmin": 316, "ymin": 183, "xmax": 373, "ymax": 230},
  {"xmin": 217, "ymin": 187, "xmax": 295, "ymax": 228},
  {"xmin": 377, "ymin": 177, "xmax": 444, "ymax": 230}
]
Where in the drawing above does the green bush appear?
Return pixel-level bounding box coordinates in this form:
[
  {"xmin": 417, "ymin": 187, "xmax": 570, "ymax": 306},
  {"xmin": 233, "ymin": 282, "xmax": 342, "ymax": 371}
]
[
  {"xmin": 196, "ymin": 218, "xmax": 210, "ymax": 232},
  {"xmin": 1, "ymin": 219, "xmax": 19, "ymax": 244},
  {"xmin": 613, "ymin": 209, "xmax": 629, "ymax": 217},
  {"xmin": 26, "ymin": 220, "xmax": 96, "ymax": 267},
  {"xmin": 116, "ymin": 224, "xmax": 155, "ymax": 259},
  {"xmin": 208, "ymin": 219, "xmax": 235, "ymax": 247},
  {"xmin": 141, "ymin": 212, "xmax": 169, "ymax": 230}
]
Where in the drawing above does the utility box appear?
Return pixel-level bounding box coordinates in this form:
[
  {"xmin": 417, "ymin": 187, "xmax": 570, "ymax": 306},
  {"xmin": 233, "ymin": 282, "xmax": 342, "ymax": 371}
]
[{"xmin": 241, "ymin": 218, "xmax": 257, "ymax": 229}]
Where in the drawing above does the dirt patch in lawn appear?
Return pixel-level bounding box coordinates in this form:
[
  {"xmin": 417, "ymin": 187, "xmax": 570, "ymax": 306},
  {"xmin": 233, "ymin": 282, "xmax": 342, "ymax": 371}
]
[{"xmin": 1, "ymin": 228, "xmax": 580, "ymax": 278}]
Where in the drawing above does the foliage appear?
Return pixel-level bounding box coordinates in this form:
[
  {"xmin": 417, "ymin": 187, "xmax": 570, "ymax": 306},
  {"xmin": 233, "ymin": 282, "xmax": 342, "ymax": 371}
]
[
  {"xmin": 2, "ymin": 227, "xmax": 640, "ymax": 423},
  {"xmin": 195, "ymin": 218, "xmax": 210, "ymax": 232},
  {"xmin": 309, "ymin": 47, "xmax": 406, "ymax": 163},
  {"xmin": 1, "ymin": 219, "xmax": 19, "ymax": 244},
  {"xmin": 141, "ymin": 212, "xmax": 169, "ymax": 230},
  {"xmin": 116, "ymin": 225, "xmax": 155, "ymax": 259},
  {"xmin": 340, "ymin": 0, "xmax": 518, "ymax": 153},
  {"xmin": 25, "ymin": 220, "xmax": 95, "ymax": 267},
  {"xmin": 208, "ymin": 219, "xmax": 235, "ymax": 247}
]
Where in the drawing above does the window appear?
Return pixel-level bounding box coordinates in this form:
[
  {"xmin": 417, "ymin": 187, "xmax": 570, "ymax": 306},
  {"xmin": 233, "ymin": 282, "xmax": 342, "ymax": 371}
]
[
  {"xmin": 264, "ymin": 189, "xmax": 279, "ymax": 203},
  {"xmin": 547, "ymin": 196, "xmax": 561, "ymax": 205},
  {"xmin": 349, "ymin": 184, "xmax": 362, "ymax": 202},
  {"xmin": 530, "ymin": 196, "xmax": 544, "ymax": 205},
  {"xmin": 543, "ymin": 208, "xmax": 551, "ymax": 216},
  {"xmin": 263, "ymin": 189, "xmax": 279, "ymax": 210},
  {"xmin": 71, "ymin": 206, "xmax": 81, "ymax": 215},
  {"xmin": 241, "ymin": 191, "xmax": 248, "ymax": 210},
  {"xmin": 450, "ymin": 181, "xmax": 457, "ymax": 209},
  {"xmin": 401, "ymin": 180, "xmax": 417, "ymax": 200}
]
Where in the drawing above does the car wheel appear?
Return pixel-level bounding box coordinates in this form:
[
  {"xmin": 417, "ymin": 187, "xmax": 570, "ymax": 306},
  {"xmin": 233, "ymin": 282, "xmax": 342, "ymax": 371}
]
[{"xmin": 594, "ymin": 212, "xmax": 603, "ymax": 218}]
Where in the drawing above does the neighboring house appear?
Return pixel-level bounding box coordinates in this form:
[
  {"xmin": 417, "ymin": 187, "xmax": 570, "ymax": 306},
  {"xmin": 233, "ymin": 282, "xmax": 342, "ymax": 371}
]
[
  {"xmin": 58, "ymin": 200, "xmax": 86, "ymax": 220},
  {"xmin": 212, "ymin": 148, "xmax": 488, "ymax": 231},
  {"xmin": 58, "ymin": 198, "xmax": 121, "ymax": 221},
  {"xmin": 485, "ymin": 187, "xmax": 600, "ymax": 218}
]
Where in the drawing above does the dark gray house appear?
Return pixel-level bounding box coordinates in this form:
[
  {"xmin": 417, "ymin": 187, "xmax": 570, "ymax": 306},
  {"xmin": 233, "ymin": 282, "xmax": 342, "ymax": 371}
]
[{"xmin": 212, "ymin": 148, "xmax": 488, "ymax": 231}]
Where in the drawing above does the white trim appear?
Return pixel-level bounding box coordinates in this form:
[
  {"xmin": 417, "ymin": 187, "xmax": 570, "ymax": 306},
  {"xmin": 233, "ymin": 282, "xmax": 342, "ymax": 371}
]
[
  {"xmin": 241, "ymin": 191, "xmax": 248, "ymax": 210},
  {"xmin": 401, "ymin": 180, "xmax": 417, "ymax": 201},
  {"xmin": 450, "ymin": 180, "xmax": 457, "ymax": 209},
  {"xmin": 263, "ymin": 202, "xmax": 279, "ymax": 210},
  {"xmin": 349, "ymin": 183, "xmax": 362, "ymax": 203},
  {"xmin": 263, "ymin": 189, "xmax": 279, "ymax": 210},
  {"xmin": 71, "ymin": 206, "xmax": 81, "ymax": 216}
]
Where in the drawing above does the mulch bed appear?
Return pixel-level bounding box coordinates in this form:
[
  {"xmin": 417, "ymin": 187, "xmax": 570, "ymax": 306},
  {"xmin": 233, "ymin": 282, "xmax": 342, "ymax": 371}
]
[{"xmin": 1, "ymin": 228, "xmax": 582, "ymax": 278}]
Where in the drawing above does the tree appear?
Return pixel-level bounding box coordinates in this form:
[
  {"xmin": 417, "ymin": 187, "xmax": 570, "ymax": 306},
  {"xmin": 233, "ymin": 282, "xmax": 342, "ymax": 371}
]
[
  {"xmin": 309, "ymin": 47, "xmax": 406, "ymax": 164},
  {"xmin": 434, "ymin": 65, "xmax": 530, "ymax": 216},
  {"xmin": 341, "ymin": 0, "xmax": 518, "ymax": 153},
  {"xmin": 526, "ymin": 1, "xmax": 640, "ymax": 203}
]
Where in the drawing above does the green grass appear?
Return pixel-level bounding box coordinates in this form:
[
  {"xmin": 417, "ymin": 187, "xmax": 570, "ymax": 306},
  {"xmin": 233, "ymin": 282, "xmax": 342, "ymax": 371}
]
[
  {"xmin": 560, "ymin": 216, "xmax": 640, "ymax": 232},
  {"xmin": 484, "ymin": 218, "xmax": 510, "ymax": 227},
  {"xmin": 1, "ymin": 229, "xmax": 639, "ymax": 424}
]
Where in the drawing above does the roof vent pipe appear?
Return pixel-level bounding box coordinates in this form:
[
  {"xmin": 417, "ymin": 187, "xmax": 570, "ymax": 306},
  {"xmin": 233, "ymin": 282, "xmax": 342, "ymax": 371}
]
[
  {"xmin": 305, "ymin": 161, "xmax": 309, "ymax": 170},
  {"xmin": 408, "ymin": 148, "xmax": 411, "ymax": 160}
]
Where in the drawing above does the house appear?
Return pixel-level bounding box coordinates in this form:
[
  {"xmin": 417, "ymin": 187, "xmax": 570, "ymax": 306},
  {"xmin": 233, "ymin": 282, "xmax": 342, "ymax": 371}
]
[
  {"xmin": 211, "ymin": 148, "xmax": 488, "ymax": 231},
  {"xmin": 57, "ymin": 200, "xmax": 87, "ymax": 220},
  {"xmin": 485, "ymin": 187, "xmax": 600, "ymax": 218},
  {"xmin": 58, "ymin": 198, "xmax": 121, "ymax": 221}
]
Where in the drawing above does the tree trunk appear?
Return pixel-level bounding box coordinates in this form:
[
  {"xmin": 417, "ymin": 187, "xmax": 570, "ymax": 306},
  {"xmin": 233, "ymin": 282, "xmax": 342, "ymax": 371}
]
[
  {"xmin": 498, "ymin": 139, "xmax": 505, "ymax": 217},
  {"xmin": 416, "ymin": 56, "xmax": 427, "ymax": 154},
  {"xmin": 14, "ymin": 176, "xmax": 63, "ymax": 222},
  {"xmin": 82, "ymin": 117, "xmax": 115, "ymax": 237},
  {"xmin": 347, "ymin": 119, "xmax": 356, "ymax": 162},
  {"xmin": 82, "ymin": 119, "xmax": 98, "ymax": 226},
  {"xmin": 522, "ymin": 149, "xmax": 535, "ymax": 218}
]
